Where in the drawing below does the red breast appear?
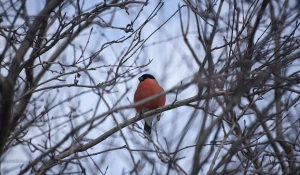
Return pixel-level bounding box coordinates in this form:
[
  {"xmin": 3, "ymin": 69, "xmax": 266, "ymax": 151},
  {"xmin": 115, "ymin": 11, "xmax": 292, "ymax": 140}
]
[{"xmin": 134, "ymin": 77, "xmax": 165, "ymax": 112}]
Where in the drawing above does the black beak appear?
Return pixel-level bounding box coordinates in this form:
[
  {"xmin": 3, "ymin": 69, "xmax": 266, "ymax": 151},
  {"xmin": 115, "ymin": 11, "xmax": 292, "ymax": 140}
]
[{"xmin": 138, "ymin": 77, "xmax": 144, "ymax": 82}]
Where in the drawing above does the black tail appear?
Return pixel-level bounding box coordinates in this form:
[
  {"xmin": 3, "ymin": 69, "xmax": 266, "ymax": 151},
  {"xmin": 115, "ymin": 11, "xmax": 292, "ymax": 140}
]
[{"xmin": 144, "ymin": 123, "xmax": 152, "ymax": 135}]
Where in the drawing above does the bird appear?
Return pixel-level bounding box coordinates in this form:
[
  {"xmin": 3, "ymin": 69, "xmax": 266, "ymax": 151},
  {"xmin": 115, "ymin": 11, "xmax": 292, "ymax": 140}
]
[{"xmin": 134, "ymin": 74, "xmax": 166, "ymax": 135}]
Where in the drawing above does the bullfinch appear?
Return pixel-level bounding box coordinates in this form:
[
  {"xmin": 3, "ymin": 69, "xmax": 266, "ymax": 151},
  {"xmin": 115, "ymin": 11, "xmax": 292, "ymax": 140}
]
[{"xmin": 134, "ymin": 74, "xmax": 166, "ymax": 135}]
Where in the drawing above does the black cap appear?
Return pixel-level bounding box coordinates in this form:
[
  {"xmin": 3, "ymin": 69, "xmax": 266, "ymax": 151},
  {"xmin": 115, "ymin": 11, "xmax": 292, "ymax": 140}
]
[{"xmin": 138, "ymin": 74, "xmax": 155, "ymax": 82}]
